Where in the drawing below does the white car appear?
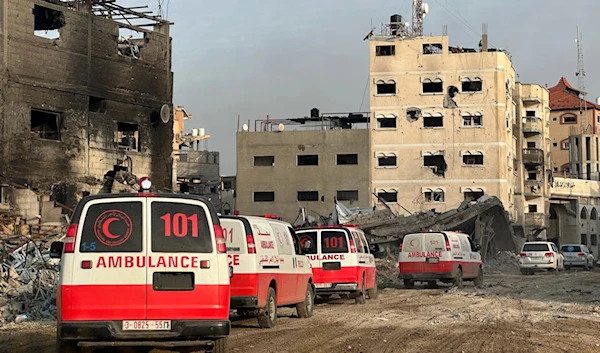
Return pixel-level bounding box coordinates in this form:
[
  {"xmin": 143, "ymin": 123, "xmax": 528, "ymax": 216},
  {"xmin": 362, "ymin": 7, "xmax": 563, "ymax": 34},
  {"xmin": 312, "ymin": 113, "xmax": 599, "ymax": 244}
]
[
  {"xmin": 518, "ymin": 241, "xmax": 564, "ymax": 275},
  {"xmin": 560, "ymin": 244, "xmax": 594, "ymax": 270}
]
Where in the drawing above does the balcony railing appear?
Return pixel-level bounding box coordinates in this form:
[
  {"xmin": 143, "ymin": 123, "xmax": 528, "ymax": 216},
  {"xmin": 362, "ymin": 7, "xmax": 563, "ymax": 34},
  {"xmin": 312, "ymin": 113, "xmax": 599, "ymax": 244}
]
[
  {"xmin": 524, "ymin": 213, "xmax": 546, "ymax": 228},
  {"xmin": 524, "ymin": 180, "xmax": 543, "ymax": 198},
  {"xmin": 522, "ymin": 96, "xmax": 542, "ymax": 104},
  {"xmin": 523, "ymin": 148, "xmax": 544, "ymax": 165},
  {"xmin": 523, "ymin": 117, "xmax": 542, "ymax": 135}
]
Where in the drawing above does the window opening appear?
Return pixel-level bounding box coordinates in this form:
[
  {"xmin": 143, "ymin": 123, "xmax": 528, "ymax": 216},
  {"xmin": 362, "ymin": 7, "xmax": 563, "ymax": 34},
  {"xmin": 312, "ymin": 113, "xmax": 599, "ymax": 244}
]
[
  {"xmin": 297, "ymin": 155, "xmax": 319, "ymax": 166},
  {"xmin": 336, "ymin": 190, "xmax": 359, "ymax": 202},
  {"xmin": 462, "ymin": 114, "xmax": 482, "ymax": 127},
  {"xmin": 253, "ymin": 192, "xmax": 274, "ymax": 202},
  {"xmin": 423, "ymin": 80, "xmax": 443, "ymax": 93},
  {"xmin": 464, "ymin": 191, "xmax": 484, "ymax": 201},
  {"xmin": 118, "ymin": 28, "xmax": 144, "ymax": 59},
  {"xmin": 423, "ymin": 43, "xmax": 443, "ymax": 54},
  {"xmin": 254, "ymin": 156, "xmax": 274, "ymax": 166},
  {"xmin": 117, "ymin": 122, "xmax": 139, "ymax": 151},
  {"xmin": 376, "ymin": 82, "xmax": 396, "ymax": 95},
  {"xmin": 423, "ymin": 115, "xmax": 443, "ymax": 128},
  {"xmin": 424, "ymin": 190, "xmax": 444, "ymax": 202},
  {"xmin": 462, "ymin": 154, "xmax": 483, "ymax": 165},
  {"xmin": 528, "ymin": 204, "xmax": 538, "ymax": 213},
  {"xmin": 31, "ymin": 109, "xmax": 61, "ymax": 141},
  {"xmin": 89, "ymin": 96, "xmax": 107, "ymax": 113},
  {"xmin": 376, "ymin": 45, "xmax": 395, "ymax": 56},
  {"xmin": 34, "ymin": 5, "xmax": 64, "ymax": 39},
  {"xmin": 377, "ymin": 192, "xmax": 397, "ymax": 203},
  {"xmin": 423, "ymin": 155, "xmax": 447, "ymax": 177},
  {"xmin": 461, "ymin": 79, "xmax": 482, "ymax": 92},
  {"xmin": 297, "ymin": 191, "xmax": 319, "ymax": 202},
  {"xmin": 378, "ymin": 155, "xmax": 397, "ymax": 167},
  {"xmin": 337, "ymin": 154, "xmax": 358, "ymax": 165},
  {"xmin": 377, "ymin": 117, "xmax": 397, "ymax": 128}
]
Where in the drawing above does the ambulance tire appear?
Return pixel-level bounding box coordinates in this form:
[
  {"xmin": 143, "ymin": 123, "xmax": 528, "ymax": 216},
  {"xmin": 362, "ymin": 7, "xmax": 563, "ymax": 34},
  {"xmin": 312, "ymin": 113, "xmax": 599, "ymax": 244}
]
[
  {"xmin": 355, "ymin": 278, "xmax": 366, "ymax": 304},
  {"xmin": 453, "ymin": 268, "xmax": 464, "ymax": 289},
  {"xmin": 296, "ymin": 284, "xmax": 314, "ymax": 318},
  {"xmin": 473, "ymin": 268, "xmax": 483, "ymax": 288},
  {"xmin": 257, "ymin": 287, "xmax": 277, "ymax": 328},
  {"xmin": 403, "ymin": 279, "xmax": 415, "ymax": 289},
  {"xmin": 212, "ymin": 337, "xmax": 230, "ymax": 353},
  {"xmin": 367, "ymin": 284, "xmax": 379, "ymax": 299},
  {"xmin": 56, "ymin": 339, "xmax": 79, "ymax": 353}
]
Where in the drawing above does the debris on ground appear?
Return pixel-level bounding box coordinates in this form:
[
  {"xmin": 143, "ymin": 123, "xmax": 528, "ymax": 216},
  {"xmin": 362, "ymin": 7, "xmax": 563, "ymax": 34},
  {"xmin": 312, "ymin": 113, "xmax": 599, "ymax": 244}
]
[
  {"xmin": 0, "ymin": 214, "xmax": 64, "ymax": 324},
  {"xmin": 484, "ymin": 251, "xmax": 520, "ymax": 274}
]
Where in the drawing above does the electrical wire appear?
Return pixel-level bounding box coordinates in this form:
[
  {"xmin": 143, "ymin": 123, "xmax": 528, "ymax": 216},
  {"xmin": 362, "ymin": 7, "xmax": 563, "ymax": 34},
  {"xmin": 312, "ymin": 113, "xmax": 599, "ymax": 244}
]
[{"xmin": 358, "ymin": 75, "xmax": 370, "ymax": 112}]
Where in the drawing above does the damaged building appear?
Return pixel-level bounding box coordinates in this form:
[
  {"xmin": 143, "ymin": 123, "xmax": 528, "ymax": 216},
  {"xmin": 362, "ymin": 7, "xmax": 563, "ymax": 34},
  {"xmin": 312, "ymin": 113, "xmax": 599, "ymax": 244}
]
[
  {"xmin": 0, "ymin": 0, "xmax": 174, "ymax": 218},
  {"xmin": 368, "ymin": 17, "xmax": 520, "ymax": 218},
  {"xmin": 236, "ymin": 109, "xmax": 371, "ymax": 223}
]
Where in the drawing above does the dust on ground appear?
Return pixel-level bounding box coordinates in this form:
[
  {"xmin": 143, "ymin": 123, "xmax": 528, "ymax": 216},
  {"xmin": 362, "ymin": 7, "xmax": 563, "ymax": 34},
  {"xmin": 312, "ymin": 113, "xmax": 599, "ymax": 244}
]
[{"xmin": 3, "ymin": 266, "xmax": 600, "ymax": 353}]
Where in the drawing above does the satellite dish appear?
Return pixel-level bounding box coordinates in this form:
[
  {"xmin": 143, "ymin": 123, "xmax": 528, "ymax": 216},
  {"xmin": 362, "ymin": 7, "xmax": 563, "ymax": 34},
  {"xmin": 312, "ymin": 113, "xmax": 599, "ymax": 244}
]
[
  {"xmin": 422, "ymin": 3, "xmax": 429, "ymax": 14},
  {"xmin": 160, "ymin": 104, "xmax": 170, "ymax": 123},
  {"xmin": 242, "ymin": 124, "xmax": 249, "ymax": 131},
  {"xmin": 278, "ymin": 123, "xmax": 285, "ymax": 132}
]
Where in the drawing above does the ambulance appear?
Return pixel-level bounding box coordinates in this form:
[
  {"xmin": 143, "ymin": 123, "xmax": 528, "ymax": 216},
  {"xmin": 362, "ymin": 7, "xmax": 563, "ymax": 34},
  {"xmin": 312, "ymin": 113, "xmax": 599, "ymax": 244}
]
[
  {"xmin": 220, "ymin": 215, "xmax": 314, "ymax": 328},
  {"xmin": 295, "ymin": 225, "xmax": 378, "ymax": 304},
  {"xmin": 49, "ymin": 178, "xmax": 231, "ymax": 353},
  {"xmin": 398, "ymin": 231, "xmax": 483, "ymax": 289}
]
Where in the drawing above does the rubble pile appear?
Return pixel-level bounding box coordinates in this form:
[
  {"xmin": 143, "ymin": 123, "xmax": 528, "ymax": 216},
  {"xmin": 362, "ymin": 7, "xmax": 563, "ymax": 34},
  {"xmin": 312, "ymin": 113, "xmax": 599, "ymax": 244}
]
[
  {"xmin": 484, "ymin": 251, "xmax": 520, "ymax": 274},
  {"xmin": 0, "ymin": 215, "xmax": 64, "ymax": 324},
  {"xmin": 375, "ymin": 254, "xmax": 400, "ymax": 288}
]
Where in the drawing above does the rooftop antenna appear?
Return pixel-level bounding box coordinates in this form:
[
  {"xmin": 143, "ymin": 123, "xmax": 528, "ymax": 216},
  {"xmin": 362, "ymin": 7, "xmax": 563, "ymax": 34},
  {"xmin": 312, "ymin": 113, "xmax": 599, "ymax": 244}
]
[
  {"xmin": 576, "ymin": 25, "xmax": 586, "ymax": 114},
  {"xmin": 411, "ymin": 0, "xmax": 429, "ymax": 37}
]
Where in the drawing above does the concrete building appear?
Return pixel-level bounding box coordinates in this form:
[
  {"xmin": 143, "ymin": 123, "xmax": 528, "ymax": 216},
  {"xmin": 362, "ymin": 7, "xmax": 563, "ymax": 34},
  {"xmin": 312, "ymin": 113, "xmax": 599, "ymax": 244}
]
[
  {"xmin": 0, "ymin": 1, "xmax": 174, "ymax": 215},
  {"xmin": 548, "ymin": 177, "xmax": 600, "ymax": 256},
  {"xmin": 512, "ymin": 83, "xmax": 552, "ymax": 239},
  {"xmin": 549, "ymin": 77, "xmax": 600, "ymax": 177},
  {"xmin": 220, "ymin": 175, "xmax": 236, "ymax": 216},
  {"xmin": 171, "ymin": 106, "xmax": 220, "ymax": 209},
  {"xmin": 368, "ymin": 25, "xmax": 518, "ymax": 217},
  {"xmin": 236, "ymin": 111, "xmax": 371, "ymax": 223}
]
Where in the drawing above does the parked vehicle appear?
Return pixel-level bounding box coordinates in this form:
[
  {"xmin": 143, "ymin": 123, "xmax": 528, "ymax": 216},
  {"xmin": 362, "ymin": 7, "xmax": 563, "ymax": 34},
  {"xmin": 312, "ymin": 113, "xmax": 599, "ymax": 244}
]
[
  {"xmin": 398, "ymin": 231, "xmax": 483, "ymax": 289},
  {"xmin": 49, "ymin": 178, "xmax": 231, "ymax": 353},
  {"xmin": 221, "ymin": 215, "xmax": 314, "ymax": 328},
  {"xmin": 560, "ymin": 244, "xmax": 594, "ymax": 270},
  {"xmin": 518, "ymin": 241, "xmax": 564, "ymax": 275},
  {"xmin": 295, "ymin": 225, "xmax": 378, "ymax": 304}
]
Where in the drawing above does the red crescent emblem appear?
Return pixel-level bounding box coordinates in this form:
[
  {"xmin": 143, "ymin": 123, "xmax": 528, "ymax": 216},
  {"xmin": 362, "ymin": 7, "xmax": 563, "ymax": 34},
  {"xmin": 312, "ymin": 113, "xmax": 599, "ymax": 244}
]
[
  {"xmin": 409, "ymin": 238, "xmax": 417, "ymax": 247},
  {"xmin": 94, "ymin": 210, "xmax": 133, "ymax": 247},
  {"xmin": 101, "ymin": 218, "xmax": 120, "ymax": 239}
]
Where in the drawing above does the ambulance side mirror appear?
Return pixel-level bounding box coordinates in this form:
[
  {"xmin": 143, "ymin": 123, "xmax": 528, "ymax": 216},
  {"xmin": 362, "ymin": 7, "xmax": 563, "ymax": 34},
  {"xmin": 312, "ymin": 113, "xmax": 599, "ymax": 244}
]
[
  {"xmin": 229, "ymin": 265, "xmax": 234, "ymax": 278},
  {"xmin": 50, "ymin": 241, "xmax": 64, "ymax": 259},
  {"xmin": 475, "ymin": 244, "xmax": 481, "ymax": 252},
  {"xmin": 369, "ymin": 244, "xmax": 381, "ymax": 253}
]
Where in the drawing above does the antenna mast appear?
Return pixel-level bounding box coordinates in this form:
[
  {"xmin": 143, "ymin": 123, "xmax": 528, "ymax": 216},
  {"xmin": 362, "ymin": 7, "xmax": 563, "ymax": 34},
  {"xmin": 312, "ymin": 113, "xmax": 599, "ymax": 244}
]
[
  {"xmin": 576, "ymin": 26, "xmax": 586, "ymax": 112},
  {"xmin": 412, "ymin": 0, "xmax": 424, "ymax": 37}
]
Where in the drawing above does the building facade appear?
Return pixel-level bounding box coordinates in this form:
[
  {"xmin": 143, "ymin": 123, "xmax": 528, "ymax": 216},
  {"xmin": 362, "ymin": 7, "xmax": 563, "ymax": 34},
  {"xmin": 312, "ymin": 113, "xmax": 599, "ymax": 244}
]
[
  {"xmin": 368, "ymin": 31, "xmax": 518, "ymax": 217},
  {"xmin": 549, "ymin": 77, "xmax": 600, "ymax": 177},
  {"xmin": 236, "ymin": 113, "xmax": 371, "ymax": 223},
  {"xmin": 512, "ymin": 83, "xmax": 552, "ymax": 239},
  {"xmin": 0, "ymin": 1, "xmax": 174, "ymax": 212}
]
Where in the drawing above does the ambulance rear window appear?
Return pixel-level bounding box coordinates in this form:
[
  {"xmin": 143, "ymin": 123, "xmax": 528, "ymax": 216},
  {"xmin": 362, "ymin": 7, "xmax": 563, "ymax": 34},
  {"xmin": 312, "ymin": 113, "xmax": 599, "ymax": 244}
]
[
  {"xmin": 321, "ymin": 230, "xmax": 348, "ymax": 254},
  {"xmin": 151, "ymin": 202, "xmax": 213, "ymax": 253},
  {"xmin": 297, "ymin": 231, "xmax": 317, "ymax": 254},
  {"xmin": 79, "ymin": 201, "xmax": 143, "ymax": 253}
]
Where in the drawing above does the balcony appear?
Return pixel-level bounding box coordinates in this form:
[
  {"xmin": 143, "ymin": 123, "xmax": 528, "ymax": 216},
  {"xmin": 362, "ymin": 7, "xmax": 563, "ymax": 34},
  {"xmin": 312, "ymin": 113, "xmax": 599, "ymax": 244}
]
[
  {"xmin": 524, "ymin": 180, "xmax": 543, "ymax": 198},
  {"xmin": 524, "ymin": 213, "xmax": 546, "ymax": 229},
  {"xmin": 523, "ymin": 148, "xmax": 544, "ymax": 166},
  {"xmin": 522, "ymin": 96, "xmax": 542, "ymax": 104},
  {"xmin": 523, "ymin": 117, "xmax": 542, "ymax": 135}
]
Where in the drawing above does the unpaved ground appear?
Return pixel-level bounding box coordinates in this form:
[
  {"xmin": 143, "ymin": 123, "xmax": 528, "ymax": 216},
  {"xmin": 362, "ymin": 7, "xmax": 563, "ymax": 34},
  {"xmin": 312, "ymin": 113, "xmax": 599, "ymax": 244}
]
[{"xmin": 3, "ymin": 269, "xmax": 600, "ymax": 353}]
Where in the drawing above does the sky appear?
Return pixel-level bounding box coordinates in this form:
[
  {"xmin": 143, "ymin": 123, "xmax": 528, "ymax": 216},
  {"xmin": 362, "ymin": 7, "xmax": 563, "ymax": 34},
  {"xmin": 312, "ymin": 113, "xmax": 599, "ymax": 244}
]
[{"xmin": 118, "ymin": 0, "xmax": 600, "ymax": 175}]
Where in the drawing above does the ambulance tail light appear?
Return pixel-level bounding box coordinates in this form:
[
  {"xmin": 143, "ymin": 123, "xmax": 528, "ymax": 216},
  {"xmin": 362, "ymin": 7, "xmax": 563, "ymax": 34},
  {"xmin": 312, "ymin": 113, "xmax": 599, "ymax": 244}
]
[
  {"xmin": 519, "ymin": 253, "xmax": 527, "ymax": 257},
  {"xmin": 349, "ymin": 238, "xmax": 357, "ymax": 253},
  {"xmin": 214, "ymin": 225, "xmax": 226, "ymax": 253},
  {"xmin": 544, "ymin": 252, "xmax": 554, "ymax": 258},
  {"xmin": 246, "ymin": 234, "xmax": 257, "ymax": 254},
  {"xmin": 445, "ymin": 241, "xmax": 451, "ymax": 252},
  {"xmin": 577, "ymin": 253, "xmax": 586, "ymax": 257},
  {"xmin": 398, "ymin": 243, "xmax": 403, "ymax": 252},
  {"xmin": 64, "ymin": 224, "xmax": 78, "ymax": 253}
]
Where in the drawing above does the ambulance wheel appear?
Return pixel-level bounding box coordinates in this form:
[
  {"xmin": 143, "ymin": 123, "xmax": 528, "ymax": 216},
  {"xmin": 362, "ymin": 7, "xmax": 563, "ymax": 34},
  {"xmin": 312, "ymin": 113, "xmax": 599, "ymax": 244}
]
[
  {"xmin": 355, "ymin": 279, "xmax": 366, "ymax": 304},
  {"xmin": 367, "ymin": 284, "xmax": 379, "ymax": 300},
  {"xmin": 403, "ymin": 279, "xmax": 414, "ymax": 289},
  {"xmin": 56, "ymin": 339, "xmax": 79, "ymax": 353},
  {"xmin": 453, "ymin": 268, "xmax": 464, "ymax": 289},
  {"xmin": 257, "ymin": 287, "xmax": 277, "ymax": 328},
  {"xmin": 296, "ymin": 284, "xmax": 314, "ymax": 318},
  {"xmin": 212, "ymin": 337, "xmax": 230, "ymax": 353},
  {"xmin": 473, "ymin": 268, "xmax": 483, "ymax": 288}
]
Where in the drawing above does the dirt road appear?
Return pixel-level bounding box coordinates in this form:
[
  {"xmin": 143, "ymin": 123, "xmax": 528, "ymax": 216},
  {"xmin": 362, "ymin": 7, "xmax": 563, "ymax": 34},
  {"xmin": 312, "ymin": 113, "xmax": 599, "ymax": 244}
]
[{"xmin": 3, "ymin": 269, "xmax": 600, "ymax": 353}]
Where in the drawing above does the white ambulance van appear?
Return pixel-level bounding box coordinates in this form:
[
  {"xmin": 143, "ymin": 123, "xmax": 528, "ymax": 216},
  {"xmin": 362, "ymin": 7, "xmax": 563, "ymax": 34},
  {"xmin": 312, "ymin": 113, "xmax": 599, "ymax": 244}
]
[
  {"xmin": 220, "ymin": 215, "xmax": 314, "ymax": 328},
  {"xmin": 49, "ymin": 179, "xmax": 231, "ymax": 353},
  {"xmin": 295, "ymin": 225, "xmax": 378, "ymax": 304},
  {"xmin": 398, "ymin": 231, "xmax": 483, "ymax": 289}
]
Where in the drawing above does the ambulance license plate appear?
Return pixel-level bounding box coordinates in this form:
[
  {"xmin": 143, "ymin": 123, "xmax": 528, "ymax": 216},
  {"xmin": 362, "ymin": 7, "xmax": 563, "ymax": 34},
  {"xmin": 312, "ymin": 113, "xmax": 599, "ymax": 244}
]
[
  {"xmin": 315, "ymin": 283, "xmax": 332, "ymax": 288},
  {"xmin": 426, "ymin": 257, "xmax": 439, "ymax": 264},
  {"xmin": 122, "ymin": 320, "xmax": 171, "ymax": 331}
]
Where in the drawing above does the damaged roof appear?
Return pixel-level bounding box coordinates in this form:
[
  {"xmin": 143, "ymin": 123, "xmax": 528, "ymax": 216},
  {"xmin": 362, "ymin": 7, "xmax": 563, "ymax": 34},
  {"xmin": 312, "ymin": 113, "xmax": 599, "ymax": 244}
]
[{"xmin": 549, "ymin": 77, "xmax": 600, "ymax": 111}]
